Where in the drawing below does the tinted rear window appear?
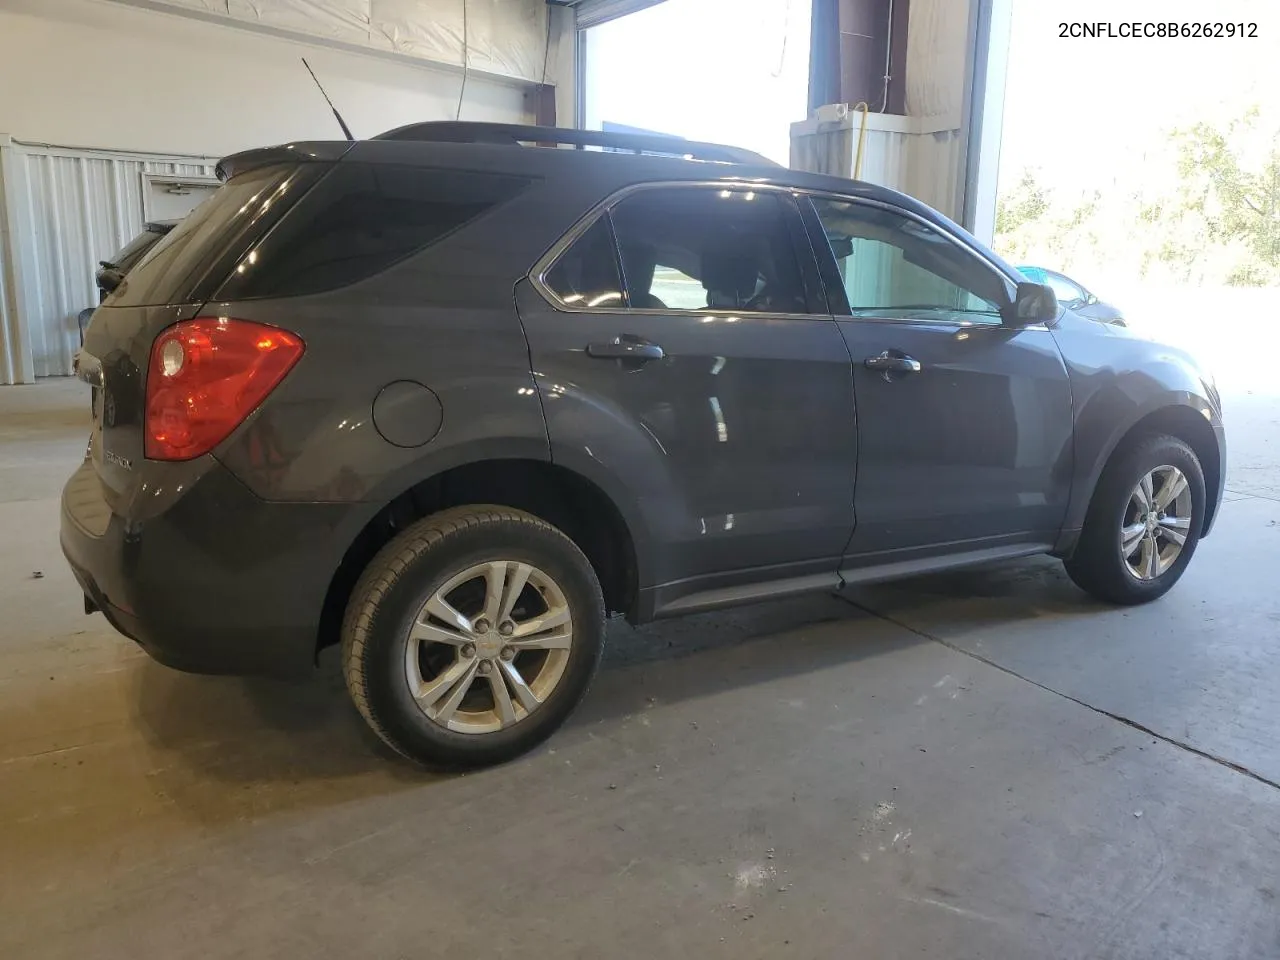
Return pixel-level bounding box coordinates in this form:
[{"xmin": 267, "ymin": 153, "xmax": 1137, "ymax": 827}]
[
  {"xmin": 104, "ymin": 229, "xmax": 163, "ymax": 273},
  {"xmin": 215, "ymin": 163, "xmax": 532, "ymax": 301},
  {"xmin": 107, "ymin": 163, "xmax": 305, "ymax": 308}
]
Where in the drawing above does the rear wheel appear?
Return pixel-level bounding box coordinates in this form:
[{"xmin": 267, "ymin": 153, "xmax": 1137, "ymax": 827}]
[
  {"xmin": 1064, "ymin": 434, "xmax": 1205, "ymax": 605},
  {"xmin": 341, "ymin": 506, "xmax": 605, "ymax": 768}
]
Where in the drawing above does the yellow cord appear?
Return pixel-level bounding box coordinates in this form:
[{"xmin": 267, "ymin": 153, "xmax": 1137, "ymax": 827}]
[{"xmin": 852, "ymin": 101, "xmax": 870, "ymax": 180}]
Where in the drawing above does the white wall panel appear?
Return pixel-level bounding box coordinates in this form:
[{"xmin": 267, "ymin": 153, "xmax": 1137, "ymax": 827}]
[
  {"xmin": 0, "ymin": 0, "xmax": 542, "ymax": 380},
  {"xmin": 0, "ymin": 0, "xmax": 533, "ymax": 158},
  {"xmin": 374, "ymin": 0, "xmax": 545, "ymax": 80},
  {"xmin": 225, "ymin": 0, "xmax": 375, "ymax": 47},
  {"xmin": 2, "ymin": 144, "xmax": 217, "ymax": 381},
  {"xmin": 113, "ymin": 0, "xmax": 549, "ymax": 81}
]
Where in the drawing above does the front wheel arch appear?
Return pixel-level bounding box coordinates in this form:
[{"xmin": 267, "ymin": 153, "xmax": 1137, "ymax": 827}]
[
  {"xmin": 1064, "ymin": 433, "xmax": 1206, "ymax": 605},
  {"xmin": 1110, "ymin": 406, "xmax": 1221, "ymax": 537},
  {"xmin": 1068, "ymin": 403, "xmax": 1221, "ymax": 555}
]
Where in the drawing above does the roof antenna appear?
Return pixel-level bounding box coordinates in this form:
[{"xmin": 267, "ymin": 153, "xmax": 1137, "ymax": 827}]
[{"xmin": 301, "ymin": 57, "xmax": 354, "ymax": 141}]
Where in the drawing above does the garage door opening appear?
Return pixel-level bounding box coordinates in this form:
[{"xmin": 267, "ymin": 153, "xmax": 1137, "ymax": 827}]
[{"xmin": 580, "ymin": 0, "xmax": 811, "ymax": 165}]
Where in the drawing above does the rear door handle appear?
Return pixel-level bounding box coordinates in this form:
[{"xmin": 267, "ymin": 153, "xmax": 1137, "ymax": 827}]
[
  {"xmin": 586, "ymin": 337, "xmax": 665, "ymax": 362},
  {"xmin": 864, "ymin": 351, "xmax": 922, "ymax": 380}
]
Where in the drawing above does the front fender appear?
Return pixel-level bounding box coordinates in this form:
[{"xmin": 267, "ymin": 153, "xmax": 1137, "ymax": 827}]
[{"xmin": 1054, "ymin": 317, "xmax": 1223, "ymax": 542}]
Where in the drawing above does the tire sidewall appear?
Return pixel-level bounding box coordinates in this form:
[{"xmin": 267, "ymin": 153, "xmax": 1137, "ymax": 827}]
[
  {"xmin": 359, "ymin": 519, "xmax": 605, "ymax": 767},
  {"xmin": 1085, "ymin": 436, "xmax": 1206, "ymax": 602}
]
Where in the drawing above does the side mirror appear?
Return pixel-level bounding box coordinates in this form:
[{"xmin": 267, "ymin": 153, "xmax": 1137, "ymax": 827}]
[{"xmin": 1004, "ymin": 281, "xmax": 1058, "ymax": 326}]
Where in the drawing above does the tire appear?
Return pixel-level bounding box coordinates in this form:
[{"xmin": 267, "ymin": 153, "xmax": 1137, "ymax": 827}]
[
  {"xmin": 1064, "ymin": 434, "xmax": 1205, "ymax": 605},
  {"xmin": 341, "ymin": 505, "xmax": 606, "ymax": 769}
]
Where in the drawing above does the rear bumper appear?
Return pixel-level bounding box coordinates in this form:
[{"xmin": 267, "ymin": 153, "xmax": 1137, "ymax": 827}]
[{"xmin": 60, "ymin": 457, "xmax": 350, "ymax": 678}]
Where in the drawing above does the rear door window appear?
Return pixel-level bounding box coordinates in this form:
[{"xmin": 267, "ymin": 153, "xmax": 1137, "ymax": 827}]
[
  {"xmin": 107, "ymin": 163, "xmax": 302, "ymax": 307},
  {"xmin": 543, "ymin": 218, "xmax": 625, "ymax": 309},
  {"xmin": 215, "ymin": 164, "xmax": 532, "ymax": 300},
  {"xmin": 608, "ymin": 187, "xmax": 812, "ymax": 314}
]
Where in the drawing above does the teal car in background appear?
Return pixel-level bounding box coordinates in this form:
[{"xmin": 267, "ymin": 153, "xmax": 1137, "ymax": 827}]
[{"xmin": 1018, "ymin": 266, "xmax": 1125, "ymax": 326}]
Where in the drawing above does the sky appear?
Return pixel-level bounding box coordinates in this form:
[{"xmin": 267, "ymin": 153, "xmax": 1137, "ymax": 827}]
[{"xmin": 998, "ymin": 0, "xmax": 1280, "ymax": 194}]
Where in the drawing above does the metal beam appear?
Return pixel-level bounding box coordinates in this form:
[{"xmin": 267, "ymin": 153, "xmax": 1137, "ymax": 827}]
[{"xmin": 960, "ymin": 0, "xmax": 1012, "ymax": 242}]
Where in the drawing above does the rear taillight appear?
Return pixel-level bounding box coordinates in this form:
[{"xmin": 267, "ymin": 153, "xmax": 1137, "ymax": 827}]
[{"xmin": 144, "ymin": 317, "xmax": 304, "ymax": 461}]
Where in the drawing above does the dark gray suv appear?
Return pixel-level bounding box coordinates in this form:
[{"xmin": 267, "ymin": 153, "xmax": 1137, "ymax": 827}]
[{"xmin": 62, "ymin": 122, "xmax": 1225, "ymax": 768}]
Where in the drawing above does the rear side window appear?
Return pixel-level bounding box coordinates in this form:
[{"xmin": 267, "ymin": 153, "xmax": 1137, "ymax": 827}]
[
  {"xmin": 543, "ymin": 218, "xmax": 624, "ymax": 308},
  {"xmin": 610, "ymin": 188, "xmax": 809, "ymax": 314},
  {"xmin": 108, "ymin": 163, "xmax": 299, "ymax": 307},
  {"xmin": 216, "ymin": 164, "xmax": 532, "ymax": 300}
]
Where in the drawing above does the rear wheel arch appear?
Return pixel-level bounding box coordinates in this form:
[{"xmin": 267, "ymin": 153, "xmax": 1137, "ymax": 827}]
[{"xmin": 317, "ymin": 458, "xmax": 644, "ymax": 661}]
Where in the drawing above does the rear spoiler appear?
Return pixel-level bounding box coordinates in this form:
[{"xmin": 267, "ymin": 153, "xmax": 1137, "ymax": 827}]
[{"xmin": 215, "ymin": 141, "xmax": 354, "ymax": 182}]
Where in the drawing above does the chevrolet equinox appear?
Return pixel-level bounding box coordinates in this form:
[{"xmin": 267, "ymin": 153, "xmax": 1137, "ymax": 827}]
[{"xmin": 62, "ymin": 122, "xmax": 1225, "ymax": 768}]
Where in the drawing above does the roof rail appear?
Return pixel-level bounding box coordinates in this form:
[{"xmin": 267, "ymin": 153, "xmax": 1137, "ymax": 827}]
[{"xmin": 372, "ymin": 121, "xmax": 779, "ymax": 167}]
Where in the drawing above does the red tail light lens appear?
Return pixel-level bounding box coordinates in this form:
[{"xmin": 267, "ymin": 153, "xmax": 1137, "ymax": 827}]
[{"xmin": 145, "ymin": 317, "xmax": 304, "ymax": 461}]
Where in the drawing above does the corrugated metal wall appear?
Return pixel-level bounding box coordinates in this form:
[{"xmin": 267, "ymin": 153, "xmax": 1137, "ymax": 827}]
[
  {"xmin": 791, "ymin": 0, "xmax": 972, "ymax": 226},
  {"xmin": 0, "ymin": 143, "xmax": 216, "ymax": 382},
  {"xmin": 902, "ymin": 129, "xmax": 963, "ymax": 221},
  {"xmin": 791, "ymin": 121, "xmax": 963, "ymax": 223}
]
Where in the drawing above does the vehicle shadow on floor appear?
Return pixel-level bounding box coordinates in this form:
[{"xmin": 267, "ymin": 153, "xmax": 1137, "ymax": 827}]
[
  {"xmin": 130, "ymin": 651, "xmax": 429, "ymax": 817},
  {"xmin": 843, "ymin": 555, "xmax": 1109, "ymax": 640},
  {"xmin": 130, "ymin": 594, "xmax": 887, "ymax": 792},
  {"xmin": 129, "ymin": 560, "xmax": 1105, "ymax": 809}
]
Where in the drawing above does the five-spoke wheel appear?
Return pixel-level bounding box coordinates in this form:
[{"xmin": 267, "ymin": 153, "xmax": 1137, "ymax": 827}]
[
  {"xmin": 341, "ymin": 506, "xmax": 605, "ymax": 769},
  {"xmin": 407, "ymin": 561, "xmax": 574, "ymax": 734},
  {"xmin": 1065, "ymin": 434, "xmax": 1205, "ymax": 605},
  {"xmin": 1119, "ymin": 465, "xmax": 1194, "ymax": 581}
]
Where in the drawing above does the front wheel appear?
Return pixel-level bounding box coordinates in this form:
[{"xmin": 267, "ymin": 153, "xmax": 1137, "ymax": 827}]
[
  {"xmin": 341, "ymin": 506, "xmax": 606, "ymax": 769},
  {"xmin": 1064, "ymin": 434, "xmax": 1205, "ymax": 605}
]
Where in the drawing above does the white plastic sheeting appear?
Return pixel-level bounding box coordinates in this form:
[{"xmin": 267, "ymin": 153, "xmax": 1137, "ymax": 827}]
[
  {"xmin": 123, "ymin": 0, "xmax": 549, "ymax": 81},
  {"xmin": 904, "ymin": 0, "xmax": 970, "ymax": 121},
  {"xmin": 0, "ymin": 143, "xmax": 217, "ymax": 382}
]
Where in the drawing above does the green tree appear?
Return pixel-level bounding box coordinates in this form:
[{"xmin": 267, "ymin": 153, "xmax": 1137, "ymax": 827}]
[
  {"xmin": 995, "ymin": 104, "xmax": 1280, "ymax": 288},
  {"xmin": 994, "ymin": 169, "xmax": 1058, "ymax": 263},
  {"xmin": 1169, "ymin": 109, "xmax": 1280, "ymax": 286},
  {"xmin": 995, "ymin": 169, "xmax": 1050, "ymax": 236}
]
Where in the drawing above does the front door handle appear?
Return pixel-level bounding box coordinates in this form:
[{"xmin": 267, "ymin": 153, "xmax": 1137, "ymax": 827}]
[
  {"xmin": 864, "ymin": 351, "xmax": 922, "ymax": 380},
  {"xmin": 587, "ymin": 336, "xmax": 665, "ymax": 362}
]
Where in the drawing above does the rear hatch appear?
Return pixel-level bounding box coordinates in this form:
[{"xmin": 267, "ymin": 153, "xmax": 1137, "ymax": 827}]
[{"xmin": 80, "ymin": 153, "xmax": 335, "ymax": 508}]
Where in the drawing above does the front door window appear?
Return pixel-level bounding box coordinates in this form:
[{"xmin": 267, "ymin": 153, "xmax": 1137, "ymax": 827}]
[{"xmin": 811, "ymin": 198, "xmax": 1012, "ymax": 323}]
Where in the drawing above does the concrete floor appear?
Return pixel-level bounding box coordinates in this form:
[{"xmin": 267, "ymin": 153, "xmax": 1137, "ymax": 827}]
[{"xmin": 2, "ymin": 377, "xmax": 1278, "ymax": 959}]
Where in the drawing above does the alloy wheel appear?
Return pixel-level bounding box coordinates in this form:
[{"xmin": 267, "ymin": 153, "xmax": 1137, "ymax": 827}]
[
  {"xmin": 1120, "ymin": 465, "xmax": 1193, "ymax": 581},
  {"xmin": 405, "ymin": 560, "xmax": 573, "ymax": 734}
]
